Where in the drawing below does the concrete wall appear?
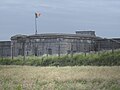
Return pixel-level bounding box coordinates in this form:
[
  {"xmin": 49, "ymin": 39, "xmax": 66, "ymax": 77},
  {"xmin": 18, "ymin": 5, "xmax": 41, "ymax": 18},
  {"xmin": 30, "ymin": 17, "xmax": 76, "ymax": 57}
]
[
  {"xmin": 0, "ymin": 41, "xmax": 11, "ymax": 57},
  {"xmin": 11, "ymin": 33, "xmax": 96, "ymax": 56},
  {"xmin": 96, "ymin": 38, "xmax": 120, "ymax": 51}
]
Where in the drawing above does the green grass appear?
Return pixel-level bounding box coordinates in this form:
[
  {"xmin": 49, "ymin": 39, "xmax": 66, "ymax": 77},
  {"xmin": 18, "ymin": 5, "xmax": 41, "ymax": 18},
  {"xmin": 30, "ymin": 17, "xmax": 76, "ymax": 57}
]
[
  {"xmin": 0, "ymin": 66, "xmax": 120, "ymax": 90},
  {"xmin": 0, "ymin": 50, "xmax": 120, "ymax": 66}
]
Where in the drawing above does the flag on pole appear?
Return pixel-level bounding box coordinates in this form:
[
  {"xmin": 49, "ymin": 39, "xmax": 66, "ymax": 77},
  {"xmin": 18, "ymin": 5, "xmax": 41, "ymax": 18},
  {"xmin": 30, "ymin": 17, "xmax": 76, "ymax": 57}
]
[{"xmin": 35, "ymin": 12, "xmax": 41, "ymax": 18}]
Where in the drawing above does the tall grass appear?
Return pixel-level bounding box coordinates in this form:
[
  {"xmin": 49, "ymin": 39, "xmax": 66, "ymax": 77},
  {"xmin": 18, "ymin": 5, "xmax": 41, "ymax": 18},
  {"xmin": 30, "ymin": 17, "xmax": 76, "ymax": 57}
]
[
  {"xmin": 0, "ymin": 50, "xmax": 120, "ymax": 66},
  {"xmin": 0, "ymin": 66, "xmax": 120, "ymax": 90}
]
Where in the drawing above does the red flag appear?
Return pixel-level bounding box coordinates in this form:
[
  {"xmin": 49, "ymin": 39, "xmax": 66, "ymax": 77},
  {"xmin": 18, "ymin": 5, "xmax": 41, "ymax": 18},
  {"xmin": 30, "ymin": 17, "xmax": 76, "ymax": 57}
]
[{"xmin": 35, "ymin": 12, "xmax": 41, "ymax": 18}]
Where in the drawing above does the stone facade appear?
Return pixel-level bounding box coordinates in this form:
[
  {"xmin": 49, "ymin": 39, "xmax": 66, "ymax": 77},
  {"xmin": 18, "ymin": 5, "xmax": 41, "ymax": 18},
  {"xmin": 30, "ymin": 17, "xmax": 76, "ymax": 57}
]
[
  {"xmin": 0, "ymin": 31, "xmax": 120, "ymax": 58},
  {"xmin": 11, "ymin": 31, "xmax": 96, "ymax": 56},
  {"xmin": 0, "ymin": 41, "xmax": 11, "ymax": 57},
  {"xmin": 96, "ymin": 38, "xmax": 120, "ymax": 51}
]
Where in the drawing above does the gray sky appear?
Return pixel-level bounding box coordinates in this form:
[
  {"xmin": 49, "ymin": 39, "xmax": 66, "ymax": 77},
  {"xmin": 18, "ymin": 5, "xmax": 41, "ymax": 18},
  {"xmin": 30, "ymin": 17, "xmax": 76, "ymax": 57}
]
[{"xmin": 0, "ymin": 0, "xmax": 120, "ymax": 40}]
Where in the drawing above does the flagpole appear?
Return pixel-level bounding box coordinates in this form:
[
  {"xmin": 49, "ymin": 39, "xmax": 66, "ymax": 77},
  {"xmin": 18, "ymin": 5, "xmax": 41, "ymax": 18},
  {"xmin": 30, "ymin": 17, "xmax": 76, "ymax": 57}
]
[{"xmin": 35, "ymin": 14, "xmax": 37, "ymax": 35}]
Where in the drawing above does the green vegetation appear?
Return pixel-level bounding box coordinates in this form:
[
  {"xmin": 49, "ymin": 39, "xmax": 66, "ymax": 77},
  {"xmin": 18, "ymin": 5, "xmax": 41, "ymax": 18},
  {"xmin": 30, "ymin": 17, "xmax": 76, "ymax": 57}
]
[
  {"xmin": 0, "ymin": 51, "xmax": 119, "ymax": 89},
  {"xmin": 0, "ymin": 66, "xmax": 120, "ymax": 90},
  {"xmin": 0, "ymin": 50, "xmax": 120, "ymax": 66}
]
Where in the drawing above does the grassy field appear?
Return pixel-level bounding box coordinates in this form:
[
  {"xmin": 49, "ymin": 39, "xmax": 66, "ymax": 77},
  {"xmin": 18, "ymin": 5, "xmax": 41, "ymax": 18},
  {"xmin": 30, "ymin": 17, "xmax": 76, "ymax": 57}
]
[{"xmin": 0, "ymin": 66, "xmax": 120, "ymax": 90}]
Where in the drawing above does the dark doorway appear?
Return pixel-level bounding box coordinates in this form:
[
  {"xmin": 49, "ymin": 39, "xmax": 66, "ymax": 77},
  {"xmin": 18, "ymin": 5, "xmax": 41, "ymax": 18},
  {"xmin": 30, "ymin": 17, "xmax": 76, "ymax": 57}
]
[{"xmin": 48, "ymin": 48, "xmax": 52, "ymax": 55}]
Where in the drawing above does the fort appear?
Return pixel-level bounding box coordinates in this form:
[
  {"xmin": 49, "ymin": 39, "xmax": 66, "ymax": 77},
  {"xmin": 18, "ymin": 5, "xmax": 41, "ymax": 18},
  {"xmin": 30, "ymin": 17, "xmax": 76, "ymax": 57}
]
[{"xmin": 0, "ymin": 31, "xmax": 120, "ymax": 57}]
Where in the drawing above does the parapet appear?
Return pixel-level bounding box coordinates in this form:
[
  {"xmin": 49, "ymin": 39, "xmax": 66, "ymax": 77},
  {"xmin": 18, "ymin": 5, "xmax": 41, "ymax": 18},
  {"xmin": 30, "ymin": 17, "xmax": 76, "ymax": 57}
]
[{"xmin": 76, "ymin": 31, "xmax": 96, "ymax": 36}]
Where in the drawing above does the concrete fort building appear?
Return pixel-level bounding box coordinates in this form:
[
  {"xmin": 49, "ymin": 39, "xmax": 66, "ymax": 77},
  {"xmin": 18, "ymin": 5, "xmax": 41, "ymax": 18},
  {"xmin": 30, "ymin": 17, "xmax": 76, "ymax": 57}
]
[
  {"xmin": 0, "ymin": 30, "xmax": 120, "ymax": 57},
  {"xmin": 11, "ymin": 31, "xmax": 96, "ymax": 56}
]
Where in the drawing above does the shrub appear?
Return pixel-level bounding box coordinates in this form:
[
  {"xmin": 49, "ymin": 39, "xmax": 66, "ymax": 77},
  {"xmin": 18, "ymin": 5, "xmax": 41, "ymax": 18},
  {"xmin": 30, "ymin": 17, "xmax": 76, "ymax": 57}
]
[{"xmin": 0, "ymin": 50, "xmax": 120, "ymax": 66}]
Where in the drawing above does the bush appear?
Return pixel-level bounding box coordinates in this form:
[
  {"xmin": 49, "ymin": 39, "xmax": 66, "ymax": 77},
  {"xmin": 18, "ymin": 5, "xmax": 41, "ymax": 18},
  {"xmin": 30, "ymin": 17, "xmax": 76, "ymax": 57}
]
[{"xmin": 0, "ymin": 50, "xmax": 120, "ymax": 66}]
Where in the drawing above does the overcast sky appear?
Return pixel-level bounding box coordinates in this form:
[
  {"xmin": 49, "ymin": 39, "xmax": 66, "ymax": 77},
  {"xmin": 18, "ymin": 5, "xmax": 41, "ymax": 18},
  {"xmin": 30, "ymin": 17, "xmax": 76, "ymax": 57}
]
[{"xmin": 0, "ymin": 0, "xmax": 120, "ymax": 40}]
